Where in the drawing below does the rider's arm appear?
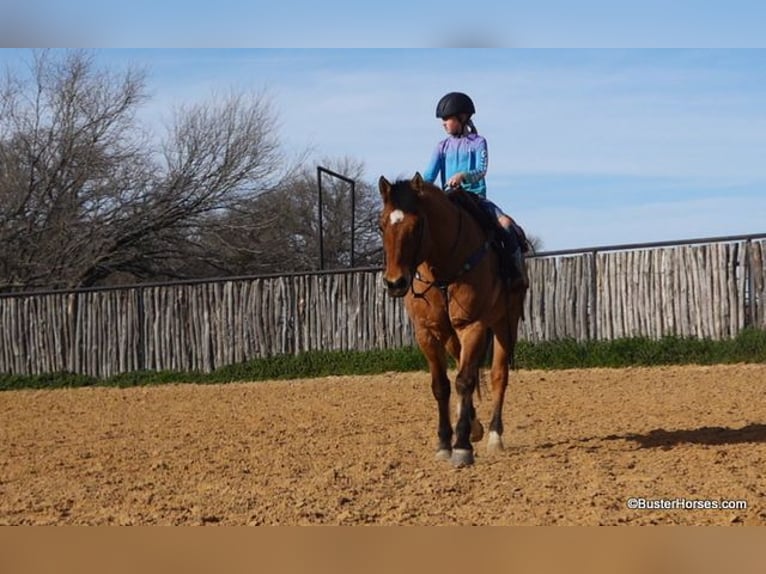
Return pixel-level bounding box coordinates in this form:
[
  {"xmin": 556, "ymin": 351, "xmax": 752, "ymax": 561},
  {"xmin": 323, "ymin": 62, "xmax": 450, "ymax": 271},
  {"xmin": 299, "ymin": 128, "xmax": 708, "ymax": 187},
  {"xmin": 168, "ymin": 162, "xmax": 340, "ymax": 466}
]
[
  {"xmin": 462, "ymin": 136, "xmax": 488, "ymax": 185},
  {"xmin": 423, "ymin": 141, "xmax": 445, "ymax": 188}
]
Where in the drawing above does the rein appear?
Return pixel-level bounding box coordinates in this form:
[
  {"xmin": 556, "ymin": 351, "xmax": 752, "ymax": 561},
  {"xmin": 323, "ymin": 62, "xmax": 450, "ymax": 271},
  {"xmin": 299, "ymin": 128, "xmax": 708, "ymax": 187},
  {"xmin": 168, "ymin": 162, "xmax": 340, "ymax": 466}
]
[{"xmin": 410, "ymin": 205, "xmax": 490, "ymax": 302}]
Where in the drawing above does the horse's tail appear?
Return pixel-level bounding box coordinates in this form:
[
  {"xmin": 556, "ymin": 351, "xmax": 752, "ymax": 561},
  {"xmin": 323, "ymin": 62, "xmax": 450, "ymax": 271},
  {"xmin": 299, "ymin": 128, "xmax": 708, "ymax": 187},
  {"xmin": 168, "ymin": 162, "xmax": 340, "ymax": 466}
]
[
  {"xmin": 506, "ymin": 287, "xmax": 527, "ymax": 369},
  {"xmin": 476, "ymin": 370, "xmax": 484, "ymax": 402},
  {"xmin": 474, "ymin": 328, "xmax": 495, "ymax": 402}
]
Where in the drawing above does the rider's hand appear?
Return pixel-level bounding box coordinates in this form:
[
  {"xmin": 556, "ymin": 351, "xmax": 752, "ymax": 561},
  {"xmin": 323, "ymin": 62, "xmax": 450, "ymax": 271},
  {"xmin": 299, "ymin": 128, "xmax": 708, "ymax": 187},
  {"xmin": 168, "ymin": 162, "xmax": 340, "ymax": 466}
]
[{"xmin": 447, "ymin": 173, "xmax": 465, "ymax": 188}]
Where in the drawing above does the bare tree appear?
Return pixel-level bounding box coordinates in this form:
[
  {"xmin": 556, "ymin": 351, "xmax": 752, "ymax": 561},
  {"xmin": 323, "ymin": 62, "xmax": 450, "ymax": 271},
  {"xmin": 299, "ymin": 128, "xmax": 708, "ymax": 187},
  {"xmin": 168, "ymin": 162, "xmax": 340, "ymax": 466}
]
[
  {"xmin": 0, "ymin": 50, "xmax": 293, "ymax": 290},
  {"xmin": 1, "ymin": 50, "xmax": 148, "ymax": 288},
  {"xmin": 187, "ymin": 157, "xmax": 384, "ymax": 275}
]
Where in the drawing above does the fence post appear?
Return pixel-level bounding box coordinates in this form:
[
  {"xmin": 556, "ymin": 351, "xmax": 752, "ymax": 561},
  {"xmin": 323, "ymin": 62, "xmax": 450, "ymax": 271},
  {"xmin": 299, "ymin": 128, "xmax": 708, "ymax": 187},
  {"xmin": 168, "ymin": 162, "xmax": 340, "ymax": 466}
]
[
  {"xmin": 745, "ymin": 239, "xmax": 756, "ymax": 328},
  {"xmin": 67, "ymin": 291, "xmax": 80, "ymax": 374},
  {"xmin": 137, "ymin": 287, "xmax": 146, "ymax": 371},
  {"xmin": 589, "ymin": 250, "xmax": 598, "ymax": 340}
]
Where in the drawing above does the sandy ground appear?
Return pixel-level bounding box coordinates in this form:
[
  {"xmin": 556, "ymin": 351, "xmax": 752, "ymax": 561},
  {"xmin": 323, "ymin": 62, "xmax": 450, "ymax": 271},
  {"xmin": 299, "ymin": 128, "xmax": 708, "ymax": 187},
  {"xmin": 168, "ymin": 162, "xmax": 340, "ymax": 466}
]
[{"xmin": 1, "ymin": 364, "xmax": 765, "ymax": 525}]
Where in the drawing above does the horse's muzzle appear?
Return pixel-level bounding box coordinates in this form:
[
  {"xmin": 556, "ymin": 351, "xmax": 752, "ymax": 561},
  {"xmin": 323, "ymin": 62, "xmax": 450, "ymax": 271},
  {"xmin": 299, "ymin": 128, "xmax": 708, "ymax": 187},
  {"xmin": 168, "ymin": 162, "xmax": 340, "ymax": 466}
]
[{"xmin": 383, "ymin": 275, "xmax": 410, "ymax": 298}]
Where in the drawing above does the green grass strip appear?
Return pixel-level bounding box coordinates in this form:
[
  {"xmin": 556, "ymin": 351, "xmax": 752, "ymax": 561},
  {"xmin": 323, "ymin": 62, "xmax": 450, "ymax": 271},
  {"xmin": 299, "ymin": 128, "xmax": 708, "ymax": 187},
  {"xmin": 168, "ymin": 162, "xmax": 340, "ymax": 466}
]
[{"xmin": 2, "ymin": 328, "xmax": 765, "ymax": 391}]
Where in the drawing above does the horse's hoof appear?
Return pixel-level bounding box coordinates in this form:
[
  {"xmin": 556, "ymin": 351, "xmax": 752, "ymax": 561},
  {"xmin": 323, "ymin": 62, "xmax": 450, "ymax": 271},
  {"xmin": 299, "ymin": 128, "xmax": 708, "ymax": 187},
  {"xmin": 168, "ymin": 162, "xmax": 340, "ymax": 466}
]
[
  {"xmin": 470, "ymin": 418, "xmax": 484, "ymax": 443},
  {"xmin": 451, "ymin": 448, "xmax": 475, "ymax": 467},
  {"xmin": 435, "ymin": 448, "xmax": 452, "ymax": 461},
  {"xmin": 487, "ymin": 430, "xmax": 504, "ymax": 454}
]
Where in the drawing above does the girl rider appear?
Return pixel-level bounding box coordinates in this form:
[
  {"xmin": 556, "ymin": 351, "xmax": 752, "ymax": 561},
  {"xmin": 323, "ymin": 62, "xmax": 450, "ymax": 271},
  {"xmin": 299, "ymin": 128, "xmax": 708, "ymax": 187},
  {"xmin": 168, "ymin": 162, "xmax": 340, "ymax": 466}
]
[{"xmin": 423, "ymin": 91, "xmax": 528, "ymax": 290}]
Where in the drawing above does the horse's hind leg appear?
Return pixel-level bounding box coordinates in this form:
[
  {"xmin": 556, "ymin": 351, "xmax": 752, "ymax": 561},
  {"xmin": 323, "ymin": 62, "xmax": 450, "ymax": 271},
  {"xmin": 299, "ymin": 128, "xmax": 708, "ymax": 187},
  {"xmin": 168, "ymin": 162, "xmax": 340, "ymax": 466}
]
[
  {"xmin": 415, "ymin": 329, "xmax": 453, "ymax": 460},
  {"xmin": 487, "ymin": 291, "xmax": 524, "ymax": 454},
  {"xmin": 487, "ymin": 328, "xmax": 510, "ymax": 454}
]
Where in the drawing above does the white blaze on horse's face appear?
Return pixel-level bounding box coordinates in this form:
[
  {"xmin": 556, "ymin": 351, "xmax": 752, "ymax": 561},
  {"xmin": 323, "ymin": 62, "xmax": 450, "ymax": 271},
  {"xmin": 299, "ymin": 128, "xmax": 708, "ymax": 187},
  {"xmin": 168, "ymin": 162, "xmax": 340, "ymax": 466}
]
[
  {"xmin": 381, "ymin": 207, "xmax": 416, "ymax": 297},
  {"xmin": 389, "ymin": 209, "xmax": 405, "ymax": 226}
]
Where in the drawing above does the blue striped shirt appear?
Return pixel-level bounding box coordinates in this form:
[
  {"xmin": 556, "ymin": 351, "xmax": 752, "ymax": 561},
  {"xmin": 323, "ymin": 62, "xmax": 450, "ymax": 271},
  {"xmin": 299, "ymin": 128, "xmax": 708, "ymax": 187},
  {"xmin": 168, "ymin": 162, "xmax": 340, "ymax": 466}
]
[{"xmin": 423, "ymin": 133, "xmax": 488, "ymax": 197}]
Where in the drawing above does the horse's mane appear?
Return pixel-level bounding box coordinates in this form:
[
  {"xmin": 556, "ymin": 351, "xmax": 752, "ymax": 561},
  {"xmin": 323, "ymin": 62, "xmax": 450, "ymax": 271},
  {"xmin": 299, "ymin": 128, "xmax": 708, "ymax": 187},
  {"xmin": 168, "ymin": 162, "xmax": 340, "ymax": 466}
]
[
  {"xmin": 445, "ymin": 188, "xmax": 498, "ymax": 238},
  {"xmin": 388, "ymin": 179, "xmax": 498, "ymax": 240}
]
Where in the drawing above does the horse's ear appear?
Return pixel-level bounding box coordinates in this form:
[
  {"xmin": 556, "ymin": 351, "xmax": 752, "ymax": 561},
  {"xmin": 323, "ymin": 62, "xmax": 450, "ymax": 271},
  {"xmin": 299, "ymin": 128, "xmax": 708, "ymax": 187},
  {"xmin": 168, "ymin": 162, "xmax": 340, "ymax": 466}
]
[
  {"xmin": 378, "ymin": 176, "xmax": 392, "ymax": 200},
  {"xmin": 411, "ymin": 172, "xmax": 425, "ymax": 194}
]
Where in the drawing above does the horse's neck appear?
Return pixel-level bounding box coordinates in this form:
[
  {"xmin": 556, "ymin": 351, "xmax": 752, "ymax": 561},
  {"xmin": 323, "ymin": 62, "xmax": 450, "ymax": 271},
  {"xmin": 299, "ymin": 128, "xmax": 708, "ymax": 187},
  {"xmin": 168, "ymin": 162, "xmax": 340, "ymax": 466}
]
[{"xmin": 422, "ymin": 191, "xmax": 482, "ymax": 270}]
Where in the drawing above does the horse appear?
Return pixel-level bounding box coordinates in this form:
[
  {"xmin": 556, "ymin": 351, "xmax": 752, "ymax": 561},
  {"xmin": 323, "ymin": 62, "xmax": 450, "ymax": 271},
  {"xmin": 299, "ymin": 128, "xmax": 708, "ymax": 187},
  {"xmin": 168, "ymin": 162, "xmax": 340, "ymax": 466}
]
[{"xmin": 378, "ymin": 172, "xmax": 527, "ymax": 467}]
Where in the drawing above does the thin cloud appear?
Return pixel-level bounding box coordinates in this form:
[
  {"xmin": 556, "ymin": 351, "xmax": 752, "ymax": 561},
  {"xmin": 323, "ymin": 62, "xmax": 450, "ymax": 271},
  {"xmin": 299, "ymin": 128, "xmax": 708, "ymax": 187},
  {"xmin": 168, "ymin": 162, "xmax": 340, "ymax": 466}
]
[{"xmin": 3, "ymin": 48, "xmax": 764, "ymax": 252}]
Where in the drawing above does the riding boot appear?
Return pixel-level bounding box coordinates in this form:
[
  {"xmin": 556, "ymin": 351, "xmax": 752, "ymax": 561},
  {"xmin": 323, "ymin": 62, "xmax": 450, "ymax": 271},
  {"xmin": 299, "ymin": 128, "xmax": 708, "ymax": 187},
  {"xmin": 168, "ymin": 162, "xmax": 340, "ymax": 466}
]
[
  {"xmin": 509, "ymin": 245, "xmax": 529, "ymax": 291},
  {"xmin": 501, "ymin": 226, "xmax": 528, "ymax": 291}
]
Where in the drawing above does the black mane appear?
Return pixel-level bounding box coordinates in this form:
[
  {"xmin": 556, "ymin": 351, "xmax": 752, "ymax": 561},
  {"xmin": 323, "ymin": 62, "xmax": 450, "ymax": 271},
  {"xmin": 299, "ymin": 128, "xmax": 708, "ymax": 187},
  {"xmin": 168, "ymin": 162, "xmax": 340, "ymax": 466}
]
[
  {"xmin": 388, "ymin": 179, "xmax": 499, "ymax": 240},
  {"xmin": 446, "ymin": 188, "xmax": 499, "ymax": 238},
  {"xmin": 389, "ymin": 179, "xmax": 420, "ymax": 214}
]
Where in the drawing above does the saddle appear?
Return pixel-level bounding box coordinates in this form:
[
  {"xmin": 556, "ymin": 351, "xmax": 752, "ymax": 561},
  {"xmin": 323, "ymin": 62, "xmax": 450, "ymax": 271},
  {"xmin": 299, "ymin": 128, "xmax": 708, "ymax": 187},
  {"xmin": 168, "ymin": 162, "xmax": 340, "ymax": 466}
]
[{"xmin": 446, "ymin": 189, "xmax": 521, "ymax": 283}]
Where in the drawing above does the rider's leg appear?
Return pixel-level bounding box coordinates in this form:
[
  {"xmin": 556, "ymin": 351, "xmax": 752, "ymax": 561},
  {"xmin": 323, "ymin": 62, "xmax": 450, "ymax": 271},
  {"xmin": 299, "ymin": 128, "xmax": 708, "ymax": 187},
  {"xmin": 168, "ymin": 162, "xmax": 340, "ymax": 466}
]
[
  {"xmin": 500, "ymin": 215, "xmax": 531, "ymax": 253},
  {"xmin": 498, "ymin": 215, "xmax": 528, "ymax": 290},
  {"xmin": 477, "ymin": 198, "xmax": 528, "ymax": 289}
]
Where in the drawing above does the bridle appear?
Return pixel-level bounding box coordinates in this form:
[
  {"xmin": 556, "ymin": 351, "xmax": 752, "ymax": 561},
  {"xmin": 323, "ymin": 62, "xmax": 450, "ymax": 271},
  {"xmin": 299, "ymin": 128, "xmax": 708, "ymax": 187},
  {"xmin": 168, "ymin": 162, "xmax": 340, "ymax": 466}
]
[{"xmin": 409, "ymin": 204, "xmax": 490, "ymax": 302}]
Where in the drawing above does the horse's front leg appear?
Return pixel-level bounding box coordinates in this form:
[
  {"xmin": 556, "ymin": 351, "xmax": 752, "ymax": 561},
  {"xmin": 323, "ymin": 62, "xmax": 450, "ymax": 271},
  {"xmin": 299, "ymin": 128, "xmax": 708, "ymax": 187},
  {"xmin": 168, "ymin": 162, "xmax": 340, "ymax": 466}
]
[
  {"xmin": 415, "ymin": 329, "xmax": 453, "ymax": 460},
  {"xmin": 451, "ymin": 323, "xmax": 487, "ymax": 467}
]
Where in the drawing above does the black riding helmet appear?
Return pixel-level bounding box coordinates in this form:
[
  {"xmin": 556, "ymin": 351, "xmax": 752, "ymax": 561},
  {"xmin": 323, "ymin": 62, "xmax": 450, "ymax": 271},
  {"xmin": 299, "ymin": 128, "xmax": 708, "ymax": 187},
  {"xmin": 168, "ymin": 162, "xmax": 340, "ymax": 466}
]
[{"xmin": 435, "ymin": 92, "xmax": 475, "ymax": 119}]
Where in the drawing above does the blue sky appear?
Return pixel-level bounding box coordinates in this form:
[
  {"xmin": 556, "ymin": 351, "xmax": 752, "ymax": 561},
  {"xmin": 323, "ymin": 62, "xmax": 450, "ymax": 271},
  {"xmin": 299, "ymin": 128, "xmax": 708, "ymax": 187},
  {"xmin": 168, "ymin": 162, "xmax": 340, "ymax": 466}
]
[
  {"xmin": 4, "ymin": 1, "xmax": 766, "ymax": 48},
  {"xmin": 2, "ymin": 48, "xmax": 765, "ymax": 251}
]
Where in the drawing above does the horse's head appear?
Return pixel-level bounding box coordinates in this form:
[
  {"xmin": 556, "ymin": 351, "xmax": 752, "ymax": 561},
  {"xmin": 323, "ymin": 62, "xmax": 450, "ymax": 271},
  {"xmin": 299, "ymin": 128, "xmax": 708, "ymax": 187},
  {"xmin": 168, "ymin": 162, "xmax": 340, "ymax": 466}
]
[{"xmin": 378, "ymin": 173, "xmax": 432, "ymax": 297}]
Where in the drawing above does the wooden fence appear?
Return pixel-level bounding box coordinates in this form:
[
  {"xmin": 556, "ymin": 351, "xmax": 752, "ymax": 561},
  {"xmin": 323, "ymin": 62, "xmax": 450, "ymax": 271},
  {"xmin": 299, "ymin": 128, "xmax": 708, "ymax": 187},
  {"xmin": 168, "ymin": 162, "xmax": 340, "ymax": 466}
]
[
  {"xmin": 1, "ymin": 235, "xmax": 765, "ymax": 378},
  {"xmin": 524, "ymin": 239, "xmax": 765, "ymax": 342}
]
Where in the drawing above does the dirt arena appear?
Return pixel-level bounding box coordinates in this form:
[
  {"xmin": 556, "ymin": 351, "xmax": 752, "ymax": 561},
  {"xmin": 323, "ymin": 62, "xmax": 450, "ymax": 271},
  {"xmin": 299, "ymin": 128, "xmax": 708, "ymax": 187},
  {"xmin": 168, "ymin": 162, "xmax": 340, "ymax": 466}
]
[{"xmin": 1, "ymin": 364, "xmax": 765, "ymax": 525}]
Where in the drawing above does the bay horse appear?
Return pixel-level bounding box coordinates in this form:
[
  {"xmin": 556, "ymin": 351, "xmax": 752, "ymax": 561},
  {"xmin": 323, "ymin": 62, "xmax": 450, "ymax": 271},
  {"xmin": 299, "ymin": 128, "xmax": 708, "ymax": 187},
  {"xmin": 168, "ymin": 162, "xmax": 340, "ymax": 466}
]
[{"xmin": 378, "ymin": 172, "xmax": 527, "ymax": 467}]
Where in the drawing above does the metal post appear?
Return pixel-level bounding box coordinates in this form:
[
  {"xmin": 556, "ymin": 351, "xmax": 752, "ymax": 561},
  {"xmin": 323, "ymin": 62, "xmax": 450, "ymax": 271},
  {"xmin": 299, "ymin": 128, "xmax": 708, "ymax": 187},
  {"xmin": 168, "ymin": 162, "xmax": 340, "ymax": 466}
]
[
  {"xmin": 317, "ymin": 167, "xmax": 324, "ymax": 270},
  {"xmin": 317, "ymin": 166, "xmax": 356, "ymax": 270}
]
